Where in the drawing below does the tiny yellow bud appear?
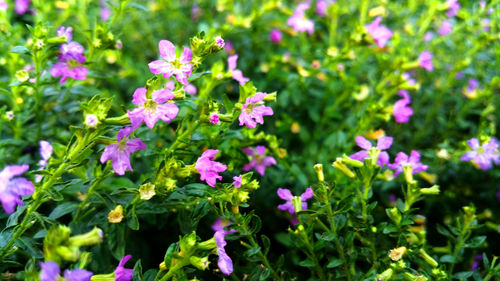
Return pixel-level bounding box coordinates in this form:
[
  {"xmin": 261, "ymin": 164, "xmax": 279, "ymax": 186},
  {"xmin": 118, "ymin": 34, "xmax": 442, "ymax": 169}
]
[
  {"xmin": 388, "ymin": 246, "xmax": 407, "ymax": 261},
  {"xmin": 54, "ymin": 1, "xmax": 69, "ymax": 9}
]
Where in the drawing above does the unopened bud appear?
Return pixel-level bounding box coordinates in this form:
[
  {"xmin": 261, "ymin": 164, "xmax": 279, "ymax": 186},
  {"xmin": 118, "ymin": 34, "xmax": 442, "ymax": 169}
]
[
  {"xmin": 190, "ymin": 256, "xmax": 210, "ymax": 270},
  {"xmin": 418, "ymin": 249, "xmax": 438, "ymax": 268},
  {"xmin": 291, "ymin": 196, "xmax": 303, "ymax": 213},
  {"xmin": 333, "ymin": 158, "xmax": 356, "ymax": 179},
  {"xmin": 313, "ymin": 164, "xmax": 324, "ymax": 183},
  {"xmin": 341, "ymin": 154, "xmax": 364, "ymax": 168},
  {"xmin": 420, "ymin": 185, "xmax": 440, "ymax": 195},
  {"xmin": 387, "ymin": 207, "xmax": 402, "ymax": 225},
  {"xmin": 68, "ymin": 227, "xmax": 103, "ymax": 247},
  {"xmin": 84, "ymin": 114, "xmax": 99, "ymax": 128},
  {"xmin": 377, "ymin": 268, "xmax": 393, "ymax": 281}
]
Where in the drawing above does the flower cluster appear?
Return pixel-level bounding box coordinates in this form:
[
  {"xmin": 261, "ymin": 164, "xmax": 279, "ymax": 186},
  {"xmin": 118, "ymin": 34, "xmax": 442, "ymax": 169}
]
[{"xmin": 51, "ymin": 26, "xmax": 89, "ymax": 84}]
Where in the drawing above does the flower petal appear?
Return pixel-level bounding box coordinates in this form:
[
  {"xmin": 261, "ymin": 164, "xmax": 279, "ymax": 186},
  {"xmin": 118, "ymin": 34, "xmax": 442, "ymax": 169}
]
[
  {"xmin": 355, "ymin": 136, "xmax": 372, "ymax": 150},
  {"xmin": 158, "ymin": 40, "xmax": 176, "ymax": 62}
]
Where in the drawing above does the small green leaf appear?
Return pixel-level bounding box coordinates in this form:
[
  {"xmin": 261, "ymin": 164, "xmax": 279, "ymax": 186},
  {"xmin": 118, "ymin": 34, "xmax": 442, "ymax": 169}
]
[
  {"xmin": 327, "ymin": 258, "xmax": 344, "ymax": 268},
  {"xmin": 10, "ymin": 46, "xmax": 29, "ymax": 54}
]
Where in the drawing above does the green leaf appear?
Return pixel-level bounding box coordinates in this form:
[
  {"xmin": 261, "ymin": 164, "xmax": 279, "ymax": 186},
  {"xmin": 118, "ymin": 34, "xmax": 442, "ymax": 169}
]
[
  {"xmin": 245, "ymin": 247, "xmax": 261, "ymax": 256},
  {"xmin": 132, "ymin": 259, "xmax": 143, "ymax": 281},
  {"xmin": 465, "ymin": 236, "xmax": 486, "ymax": 248},
  {"xmin": 49, "ymin": 202, "xmax": 77, "ymax": 219},
  {"xmin": 440, "ymin": 255, "xmax": 456, "ymax": 263},
  {"xmin": 298, "ymin": 259, "xmax": 316, "ymax": 268},
  {"xmin": 261, "ymin": 234, "xmax": 271, "ymax": 255},
  {"xmin": 327, "ymin": 258, "xmax": 344, "ymax": 268},
  {"xmin": 453, "ymin": 272, "xmax": 473, "ymax": 279},
  {"xmin": 222, "ymin": 94, "xmax": 234, "ymax": 113},
  {"xmin": 259, "ymin": 268, "xmax": 271, "ymax": 280},
  {"xmin": 10, "ymin": 46, "xmax": 29, "ymax": 54},
  {"xmin": 127, "ymin": 206, "xmax": 140, "ymax": 231}
]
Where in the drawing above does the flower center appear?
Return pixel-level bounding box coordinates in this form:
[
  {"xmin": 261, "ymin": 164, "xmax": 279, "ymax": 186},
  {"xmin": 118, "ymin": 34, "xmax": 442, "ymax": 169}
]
[
  {"xmin": 67, "ymin": 59, "xmax": 79, "ymax": 69},
  {"xmin": 171, "ymin": 58, "xmax": 182, "ymax": 70},
  {"xmin": 118, "ymin": 137, "xmax": 128, "ymax": 150},
  {"xmin": 144, "ymin": 100, "xmax": 157, "ymax": 114},
  {"xmin": 254, "ymin": 154, "xmax": 264, "ymax": 163}
]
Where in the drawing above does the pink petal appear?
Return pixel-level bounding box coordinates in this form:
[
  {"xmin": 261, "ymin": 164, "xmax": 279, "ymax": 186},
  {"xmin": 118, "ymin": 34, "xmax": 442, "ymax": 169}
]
[
  {"xmin": 180, "ymin": 47, "xmax": 192, "ymax": 63},
  {"xmin": 227, "ymin": 55, "xmax": 238, "ymax": 71},
  {"xmin": 277, "ymin": 188, "xmax": 293, "ymax": 200},
  {"xmin": 132, "ymin": 88, "xmax": 147, "ymax": 105},
  {"xmin": 158, "ymin": 40, "xmax": 176, "ymax": 62},
  {"xmin": 376, "ymin": 137, "xmax": 393, "ymax": 150},
  {"xmin": 355, "ymin": 136, "xmax": 372, "ymax": 150},
  {"xmin": 152, "ymin": 89, "xmax": 174, "ymax": 103},
  {"xmin": 300, "ymin": 187, "xmax": 313, "ymax": 200}
]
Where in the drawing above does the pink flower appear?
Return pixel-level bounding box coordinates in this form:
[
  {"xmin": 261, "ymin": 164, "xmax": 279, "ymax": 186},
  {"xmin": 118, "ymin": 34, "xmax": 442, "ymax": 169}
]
[
  {"xmin": 438, "ymin": 20, "xmax": 453, "ymax": 35},
  {"xmin": 227, "ymin": 55, "xmax": 249, "ymax": 86},
  {"xmin": 461, "ymin": 138, "xmax": 499, "ymax": 170},
  {"xmin": 423, "ymin": 32, "xmax": 434, "ymax": 42},
  {"xmin": 215, "ymin": 36, "xmax": 225, "ymax": 49},
  {"xmin": 366, "ymin": 17, "xmax": 393, "ymax": 48},
  {"xmin": 242, "ymin": 146, "xmax": 276, "ymax": 176},
  {"xmin": 56, "ymin": 26, "xmax": 73, "ymax": 41},
  {"xmin": 35, "ymin": 140, "xmax": 53, "ymax": 183},
  {"xmin": 277, "ymin": 187, "xmax": 313, "ymax": 225},
  {"xmin": 209, "ymin": 113, "xmax": 219, "ymax": 125},
  {"xmin": 287, "ymin": 2, "xmax": 315, "ymax": 35},
  {"xmin": 232, "ymin": 175, "xmax": 242, "ymax": 188},
  {"xmin": 114, "ymin": 255, "xmax": 133, "ymax": 281},
  {"xmin": 15, "ymin": 0, "xmax": 29, "ymax": 14},
  {"xmin": 148, "ymin": 40, "xmax": 193, "ymax": 85},
  {"xmin": 185, "ymin": 83, "xmax": 197, "ymax": 95},
  {"xmin": 388, "ymin": 150, "xmax": 428, "ymax": 177},
  {"xmin": 350, "ymin": 136, "xmax": 393, "ymax": 167},
  {"xmin": 127, "ymin": 88, "xmax": 179, "ymax": 130},
  {"xmin": 446, "ymin": 0, "xmax": 460, "ymax": 17},
  {"xmin": 100, "ymin": 127, "xmax": 146, "ymax": 175},
  {"xmin": 0, "ymin": 165, "xmax": 34, "ymax": 214},
  {"xmin": 418, "ymin": 51, "xmax": 434, "ymax": 71},
  {"xmin": 270, "ymin": 29, "xmax": 283, "ymax": 44},
  {"xmin": 212, "ymin": 218, "xmax": 235, "ymax": 275},
  {"xmin": 393, "ymin": 90, "xmax": 414, "ymax": 123},
  {"xmin": 0, "ymin": 1, "xmax": 8, "ymax": 11},
  {"xmin": 238, "ymin": 92, "xmax": 273, "ymax": 128},
  {"xmin": 315, "ymin": 0, "xmax": 334, "ymax": 17},
  {"xmin": 195, "ymin": 149, "xmax": 227, "ymax": 187},
  {"xmin": 51, "ymin": 42, "xmax": 88, "ymax": 84}
]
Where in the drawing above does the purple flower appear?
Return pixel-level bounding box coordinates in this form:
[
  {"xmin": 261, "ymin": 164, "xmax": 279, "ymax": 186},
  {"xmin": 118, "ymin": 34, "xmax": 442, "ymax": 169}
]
[
  {"xmin": 350, "ymin": 136, "xmax": 393, "ymax": 167},
  {"xmin": 446, "ymin": 0, "xmax": 460, "ymax": 17},
  {"xmin": 471, "ymin": 254, "xmax": 483, "ymax": 271},
  {"xmin": 15, "ymin": 0, "xmax": 29, "ymax": 14},
  {"xmin": 57, "ymin": 26, "xmax": 73, "ymax": 41},
  {"xmin": 127, "ymin": 88, "xmax": 179, "ymax": 130},
  {"xmin": 195, "ymin": 149, "xmax": 227, "ymax": 187},
  {"xmin": 40, "ymin": 262, "xmax": 60, "ymax": 281},
  {"xmin": 393, "ymin": 90, "xmax": 414, "ymax": 123},
  {"xmin": 115, "ymin": 255, "xmax": 134, "ymax": 281},
  {"xmin": 270, "ymin": 29, "xmax": 283, "ymax": 44},
  {"xmin": 0, "ymin": 1, "xmax": 8, "ymax": 11},
  {"xmin": 418, "ymin": 51, "xmax": 434, "ymax": 71},
  {"xmin": 461, "ymin": 138, "xmax": 499, "ymax": 170},
  {"xmin": 366, "ymin": 17, "xmax": 393, "ymax": 48},
  {"xmin": 423, "ymin": 32, "xmax": 434, "ymax": 42},
  {"xmin": 185, "ymin": 83, "xmax": 197, "ymax": 95},
  {"xmin": 0, "ymin": 165, "xmax": 34, "ymax": 214},
  {"xmin": 466, "ymin": 79, "xmax": 479, "ymax": 94},
  {"xmin": 212, "ymin": 218, "xmax": 236, "ymax": 275},
  {"xmin": 277, "ymin": 187, "xmax": 313, "ymax": 214},
  {"xmin": 51, "ymin": 42, "xmax": 88, "ymax": 84},
  {"xmin": 209, "ymin": 113, "xmax": 219, "ymax": 125},
  {"xmin": 388, "ymin": 150, "xmax": 428, "ymax": 178},
  {"xmin": 63, "ymin": 269, "xmax": 93, "ymax": 281},
  {"xmin": 100, "ymin": 1, "xmax": 111, "ymax": 22},
  {"xmin": 35, "ymin": 140, "xmax": 53, "ymax": 183},
  {"xmin": 481, "ymin": 18, "xmax": 491, "ymax": 31},
  {"xmin": 287, "ymin": 2, "xmax": 315, "ymax": 35},
  {"xmin": 215, "ymin": 36, "xmax": 225, "ymax": 49},
  {"xmin": 438, "ymin": 20, "xmax": 453, "ymax": 36},
  {"xmin": 100, "ymin": 127, "xmax": 146, "ymax": 175},
  {"xmin": 148, "ymin": 40, "xmax": 193, "ymax": 85},
  {"xmin": 238, "ymin": 92, "xmax": 274, "ymax": 128},
  {"xmin": 316, "ymin": 0, "xmax": 334, "ymax": 17},
  {"xmin": 242, "ymin": 146, "xmax": 276, "ymax": 176},
  {"xmin": 227, "ymin": 55, "xmax": 249, "ymax": 86},
  {"xmin": 233, "ymin": 175, "xmax": 242, "ymax": 188},
  {"xmin": 402, "ymin": 72, "xmax": 416, "ymax": 85}
]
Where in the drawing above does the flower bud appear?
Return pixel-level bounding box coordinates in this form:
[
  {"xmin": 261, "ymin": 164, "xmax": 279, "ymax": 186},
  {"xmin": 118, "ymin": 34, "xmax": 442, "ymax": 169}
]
[
  {"xmin": 388, "ymin": 246, "xmax": 407, "ymax": 261},
  {"xmin": 377, "ymin": 268, "xmax": 393, "ymax": 281},
  {"xmin": 403, "ymin": 165, "xmax": 414, "ymax": 184},
  {"xmin": 16, "ymin": 70, "xmax": 29, "ymax": 82},
  {"xmin": 333, "ymin": 158, "xmax": 356, "ymax": 179},
  {"xmin": 291, "ymin": 196, "xmax": 303, "ymax": 213},
  {"xmin": 420, "ymin": 185, "xmax": 440, "ymax": 195},
  {"xmin": 418, "ymin": 249, "xmax": 438, "ymax": 268},
  {"xmin": 68, "ymin": 227, "xmax": 103, "ymax": 247},
  {"xmin": 387, "ymin": 207, "xmax": 402, "ymax": 225},
  {"xmin": 189, "ymin": 256, "xmax": 210, "ymax": 270},
  {"xmin": 198, "ymin": 237, "xmax": 217, "ymax": 250},
  {"xmin": 55, "ymin": 245, "xmax": 80, "ymax": 262},
  {"xmin": 341, "ymin": 154, "xmax": 364, "ymax": 168},
  {"xmin": 84, "ymin": 114, "xmax": 99, "ymax": 128},
  {"xmin": 313, "ymin": 164, "xmax": 324, "ymax": 183}
]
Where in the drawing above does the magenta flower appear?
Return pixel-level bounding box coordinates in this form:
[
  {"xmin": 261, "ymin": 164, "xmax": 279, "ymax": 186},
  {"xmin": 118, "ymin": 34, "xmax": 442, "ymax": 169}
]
[
  {"xmin": 115, "ymin": 255, "xmax": 134, "ymax": 281},
  {"xmin": 277, "ymin": 187, "xmax": 313, "ymax": 225},
  {"xmin": 148, "ymin": 40, "xmax": 193, "ymax": 85},
  {"xmin": 0, "ymin": 165, "xmax": 34, "ymax": 214},
  {"xmin": 40, "ymin": 261, "xmax": 93, "ymax": 281},
  {"xmin": 242, "ymin": 146, "xmax": 276, "ymax": 176},
  {"xmin": 100, "ymin": 1, "xmax": 111, "ymax": 21},
  {"xmin": 466, "ymin": 79, "xmax": 479, "ymax": 94},
  {"xmin": 209, "ymin": 113, "xmax": 219, "ymax": 125},
  {"xmin": 195, "ymin": 149, "xmax": 227, "ymax": 187},
  {"xmin": 350, "ymin": 136, "xmax": 393, "ymax": 167},
  {"xmin": 438, "ymin": 20, "xmax": 453, "ymax": 35},
  {"xmin": 212, "ymin": 218, "xmax": 236, "ymax": 275},
  {"xmin": 227, "ymin": 55, "xmax": 249, "ymax": 86},
  {"xmin": 15, "ymin": 0, "xmax": 29, "ymax": 14},
  {"xmin": 366, "ymin": 17, "xmax": 393, "ymax": 48},
  {"xmin": 270, "ymin": 29, "xmax": 283, "ymax": 44},
  {"xmin": 316, "ymin": 0, "xmax": 334, "ymax": 17},
  {"xmin": 185, "ymin": 83, "xmax": 197, "ymax": 95},
  {"xmin": 446, "ymin": 0, "xmax": 460, "ymax": 17},
  {"xmin": 388, "ymin": 150, "xmax": 428, "ymax": 177},
  {"xmin": 393, "ymin": 90, "xmax": 414, "ymax": 123},
  {"xmin": 35, "ymin": 140, "xmax": 53, "ymax": 183},
  {"xmin": 402, "ymin": 72, "xmax": 416, "ymax": 85},
  {"xmin": 287, "ymin": 2, "xmax": 315, "ymax": 35},
  {"xmin": 418, "ymin": 51, "xmax": 434, "ymax": 71},
  {"xmin": 127, "ymin": 88, "xmax": 179, "ymax": 130},
  {"xmin": 100, "ymin": 127, "xmax": 146, "ymax": 175},
  {"xmin": 215, "ymin": 36, "xmax": 225, "ymax": 49},
  {"xmin": 238, "ymin": 92, "xmax": 274, "ymax": 128},
  {"xmin": 232, "ymin": 175, "xmax": 242, "ymax": 188},
  {"xmin": 51, "ymin": 42, "xmax": 88, "ymax": 84},
  {"xmin": 461, "ymin": 138, "xmax": 499, "ymax": 170},
  {"xmin": 423, "ymin": 32, "xmax": 434, "ymax": 42}
]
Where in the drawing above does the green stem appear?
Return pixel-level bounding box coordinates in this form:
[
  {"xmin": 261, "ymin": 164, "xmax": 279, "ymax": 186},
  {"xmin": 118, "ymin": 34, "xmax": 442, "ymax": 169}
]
[{"xmin": 73, "ymin": 166, "xmax": 111, "ymax": 221}]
